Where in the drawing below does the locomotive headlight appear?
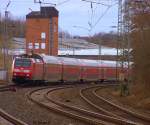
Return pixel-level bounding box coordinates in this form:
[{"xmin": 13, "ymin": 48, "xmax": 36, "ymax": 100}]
[
  {"xmin": 23, "ymin": 70, "xmax": 30, "ymax": 73},
  {"xmin": 14, "ymin": 69, "xmax": 20, "ymax": 72}
]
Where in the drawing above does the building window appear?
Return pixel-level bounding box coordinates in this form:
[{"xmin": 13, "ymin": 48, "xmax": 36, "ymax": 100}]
[
  {"xmin": 28, "ymin": 42, "xmax": 33, "ymax": 49},
  {"xmin": 41, "ymin": 32, "xmax": 46, "ymax": 39},
  {"xmin": 54, "ymin": 22, "xmax": 57, "ymax": 32},
  {"xmin": 41, "ymin": 43, "xmax": 45, "ymax": 49},
  {"xmin": 34, "ymin": 43, "xmax": 39, "ymax": 49}
]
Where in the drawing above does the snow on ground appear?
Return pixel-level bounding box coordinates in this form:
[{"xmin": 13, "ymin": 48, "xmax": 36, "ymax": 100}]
[
  {"xmin": 8, "ymin": 46, "xmax": 118, "ymax": 56},
  {"xmin": 58, "ymin": 46, "xmax": 117, "ymax": 55},
  {"xmin": 8, "ymin": 49, "xmax": 25, "ymax": 55}
]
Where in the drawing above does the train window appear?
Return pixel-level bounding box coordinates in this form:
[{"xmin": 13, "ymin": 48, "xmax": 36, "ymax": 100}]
[
  {"xmin": 14, "ymin": 59, "xmax": 31, "ymax": 67},
  {"xmin": 35, "ymin": 59, "xmax": 42, "ymax": 63}
]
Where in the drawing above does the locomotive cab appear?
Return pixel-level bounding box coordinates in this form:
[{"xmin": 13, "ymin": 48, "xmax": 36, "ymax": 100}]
[{"xmin": 12, "ymin": 58, "xmax": 33, "ymax": 83}]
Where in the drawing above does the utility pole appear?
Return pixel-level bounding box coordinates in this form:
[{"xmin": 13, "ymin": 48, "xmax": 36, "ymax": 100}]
[
  {"xmin": 4, "ymin": 1, "xmax": 11, "ymax": 82},
  {"xmin": 98, "ymin": 40, "xmax": 102, "ymax": 82},
  {"xmin": 4, "ymin": 11, "xmax": 8, "ymax": 70},
  {"xmin": 0, "ymin": 11, "xmax": 1, "ymax": 49},
  {"xmin": 123, "ymin": 0, "xmax": 131, "ymax": 83},
  {"xmin": 117, "ymin": 0, "xmax": 123, "ymax": 82}
]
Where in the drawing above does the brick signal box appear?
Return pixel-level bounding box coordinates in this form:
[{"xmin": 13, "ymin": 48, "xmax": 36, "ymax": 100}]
[{"xmin": 26, "ymin": 7, "xmax": 58, "ymax": 55}]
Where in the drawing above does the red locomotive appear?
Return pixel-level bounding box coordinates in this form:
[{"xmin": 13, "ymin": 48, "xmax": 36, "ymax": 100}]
[{"xmin": 12, "ymin": 53, "xmax": 124, "ymax": 84}]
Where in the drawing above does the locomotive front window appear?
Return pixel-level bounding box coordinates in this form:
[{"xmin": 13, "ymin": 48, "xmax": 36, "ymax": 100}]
[{"xmin": 15, "ymin": 59, "xmax": 31, "ymax": 67}]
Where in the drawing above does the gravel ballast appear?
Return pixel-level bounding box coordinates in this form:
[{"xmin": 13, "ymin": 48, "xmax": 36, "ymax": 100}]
[{"xmin": 0, "ymin": 86, "xmax": 87, "ymax": 125}]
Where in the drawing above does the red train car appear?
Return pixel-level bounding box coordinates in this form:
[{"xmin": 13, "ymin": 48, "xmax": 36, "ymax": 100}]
[{"xmin": 12, "ymin": 54, "xmax": 126, "ymax": 84}]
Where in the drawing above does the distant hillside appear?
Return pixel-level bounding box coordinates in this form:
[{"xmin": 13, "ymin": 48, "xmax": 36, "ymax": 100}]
[{"xmin": 81, "ymin": 32, "xmax": 118, "ymax": 48}]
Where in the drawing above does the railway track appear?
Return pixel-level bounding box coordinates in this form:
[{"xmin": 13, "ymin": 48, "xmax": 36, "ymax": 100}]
[
  {"xmin": 94, "ymin": 87, "xmax": 150, "ymax": 120},
  {"xmin": 0, "ymin": 108, "xmax": 27, "ymax": 125},
  {"xmin": 0, "ymin": 84, "xmax": 17, "ymax": 92},
  {"xmin": 27, "ymin": 84, "xmax": 139, "ymax": 125},
  {"xmin": 80, "ymin": 86, "xmax": 150, "ymax": 125},
  {"xmin": 27, "ymin": 86, "xmax": 109, "ymax": 125}
]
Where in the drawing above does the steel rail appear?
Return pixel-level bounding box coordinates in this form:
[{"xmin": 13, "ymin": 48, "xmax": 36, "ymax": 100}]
[
  {"xmin": 45, "ymin": 86, "xmax": 137, "ymax": 125},
  {"xmin": 80, "ymin": 86, "xmax": 149, "ymax": 125},
  {"xmin": 94, "ymin": 87, "xmax": 150, "ymax": 122},
  {"xmin": 26, "ymin": 85, "xmax": 118, "ymax": 125},
  {"xmin": 0, "ymin": 84, "xmax": 16, "ymax": 91},
  {"xmin": 27, "ymin": 86, "xmax": 107, "ymax": 125},
  {"xmin": 80, "ymin": 85, "xmax": 125, "ymax": 118},
  {"xmin": 0, "ymin": 108, "xmax": 28, "ymax": 125}
]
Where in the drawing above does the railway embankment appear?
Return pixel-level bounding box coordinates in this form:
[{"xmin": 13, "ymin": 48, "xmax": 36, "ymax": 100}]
[
  {"xmin": 96, "ymin": 85, "xmax": 150, "ymax": 116},
  {"xmin": 0, "ymin": 83, "xmax": 149, "ymax": 125}
]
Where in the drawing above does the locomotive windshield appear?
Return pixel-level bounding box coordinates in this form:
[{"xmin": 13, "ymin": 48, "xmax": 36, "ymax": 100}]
[{"xmin": 14, "ymin": 58, "xmax": 31, "ymax": 67}]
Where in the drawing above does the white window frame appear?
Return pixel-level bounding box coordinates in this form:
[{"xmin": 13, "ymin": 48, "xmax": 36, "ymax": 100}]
[
  {"xmin": 41, "ymin": 43, "xmax": 46, "ymax": 49},
  {"xmin": 28, "ymin": 42, "xmax": 33, "ymax": 49},
  {"xmin": 34, "ymin": 43, "xmax": 39, "ymax": 49}
]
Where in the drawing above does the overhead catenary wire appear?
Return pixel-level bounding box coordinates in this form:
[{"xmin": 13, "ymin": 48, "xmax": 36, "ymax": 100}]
[
  {"xmin": 87, "ymin": 5, "xmax": 113, "ymax": 32},
  {"xmin": 81, "ymin": 0, "xmax": 118, "ymax": 33},
  {"xmin": 91, "ymin": 4, "xmax": 114, "ymax": 31},
  {"xmin": 81, "ymin": 0, "xmax": 111, "ymax": 7},
  {"xmin": 1, "ymin": 0, "xmax": 118, "ymax": 36},
  {"xmin": 34, "ymin": 0, "xmax": 56, "ymax": 6},
  {"xmin": 56, "ymin": 0, "xmax": 72, "ymax": 6},
  {"xmin": 33, "ymin": 0, "xmax": 76, "ymax": 7}
]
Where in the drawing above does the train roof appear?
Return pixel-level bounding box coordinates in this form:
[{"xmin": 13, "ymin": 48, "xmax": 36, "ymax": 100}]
[
  {"xmin": 41, "ymin": 54, "xmax": 117, "ymax": 67},
  {"xmin": 17, "ymin": 53, "xmax": 117, "ymax": 67},
  {"xmin": 41, "ymin": 55, "xmax": 62, "ymax": 64},
  {"xmin": 57, "ymin": 56, "xmax": 81, "ymax": 66}
]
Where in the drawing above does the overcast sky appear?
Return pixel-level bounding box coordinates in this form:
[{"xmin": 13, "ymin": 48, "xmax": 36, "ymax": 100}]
[{"xmin": 0, "ymin": 0, "xmax": 118, "ymax": 36}]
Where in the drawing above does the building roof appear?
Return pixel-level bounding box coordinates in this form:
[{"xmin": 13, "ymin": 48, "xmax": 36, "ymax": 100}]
[{"xmin": 26, "ymin": 6, "xmax": 58, "ymax": 19}]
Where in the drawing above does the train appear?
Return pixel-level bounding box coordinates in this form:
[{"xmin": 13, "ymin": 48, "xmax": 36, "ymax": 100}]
[{"xmin": 11, "ymin": 53, "xmax": 126, "ymax": 84}]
